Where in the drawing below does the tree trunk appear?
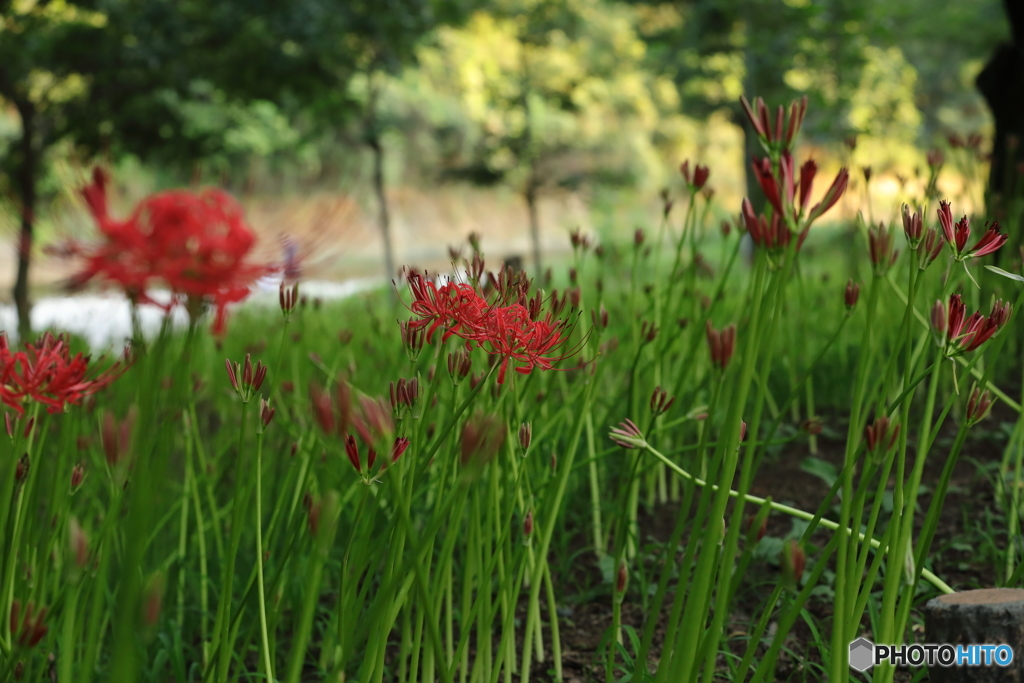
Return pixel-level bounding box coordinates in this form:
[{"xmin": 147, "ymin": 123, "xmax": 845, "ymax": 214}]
[
  {"xmin": 369, "ymin": 132, "xmax": 397, "ymax": 298},
  {"xmin": 13, "ymin": 99, "xmax": 37, "ymax": 342},
  {"xmin": 524, "ymin": 179, "xmax": 541, "ymax": 276},
  {"xmin": 977, "ymin": 0, "xmax": 1024, "ymax": 252}
]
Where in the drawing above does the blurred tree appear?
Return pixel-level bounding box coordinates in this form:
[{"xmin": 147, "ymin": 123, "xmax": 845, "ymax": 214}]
[{"xmin": 407, "ymin": 0, "xmax": 684, "ymax": 272}]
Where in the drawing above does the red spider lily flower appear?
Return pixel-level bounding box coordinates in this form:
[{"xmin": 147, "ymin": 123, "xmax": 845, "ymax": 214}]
[
  {"xmin": 0, "ymin": 332, "xmax": 129, "ymax": 416},
  {"xmin": 68, "ymin": 169, "xmax": 271, "ymax": 334},
  {"xmin": 844, "ymin": 280, "xmax": 860, "ymax": 310},
  {"xmin": 901, "ymin": 204, "xmax": 923, "ymax": 246},
  {"xmin": 705, "ymin": 321, "xmax": 736, "ymax": 371},
  {"xmin": 609, "ymin": 419, "xmax": 646, "ymax": 449},
  {"xmin": 867, "ymin": 224, "xmax": 899, "ymax": 274}
]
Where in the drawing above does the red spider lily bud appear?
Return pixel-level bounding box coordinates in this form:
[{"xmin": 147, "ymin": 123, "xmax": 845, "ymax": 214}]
[
  {"xmin": 746, "ymin": 513, "xmax": 768, "ymax": 542},
  {"xmin": 447, "ymin": 348, "xmax": 472, "ymax": 383},
  {"xmin": 306, "ymin": 495, "xmax": 322, "ymax": 536},
  {"xmin": 868, "ymin": 224, "xmax": 899, "ymax": 274},
  {"xmin": 844, "ymin": 135, "xmax": 857, "ymax": 151},
  {"xmin": 692, "ymin": 165, "xmax": 710, "ymax": 190},
  {"xmin": 901, "ymin": 204, "xmax": 923, "ymax": 246},
  {"xmin": 948, "ymin": 133, "xmax": 965, "ymax": 149},
  {"xmin": 259, "ymin": 398, "xmax": 275, "ymax": 429},
  {"xmin": 460, "ymin": 413, "xmax": 506, "ymax": 469},
  {"xmin": 4, "ymin": 413, "xmax": 13, "ymax": 439},
  {"xmin": 467, "ymin": 231, "xmax": 482, "ymax": 254},
  {"xmin": 844, "ymin": 280, "xmax": 860, "ymax": 311},
  {"xmin": 344, "ymin": 434, "xmax": 362, "ymax": 473},
  {"xmin": 289, "ymin": 442, "xmax": 298, "ymax": 458},
  {"xmin": 469, "ymin": 372, "xmax": 483, "ymax": 391},
  {"xmin": 616, "ymin": 562, "xmax": 629, "ymax": 596},
  {"xmin": 519, "ymin": 422, "xmax": 532, "ymax": 452},
  {"xmin": 965, "ymin": 222, "xmax": 1008, "ymax": 259},
  {"xmin": 610, "ymin": 419, "xmax": 646, "ymax": 449},
  {"xmin": 448, "ymin": 245, "xmax": 463, "ymax": 261},
  {"xmin": 796, "ymin": 160, "xmax": 816, "ymax": 212},
  {"xmin": 142, "ymin": 573, "xmax": 164, "ymax": 627},
  {"xmin": 226, "ymin": 354, "xmax": 267, "ymax": 403},
  {"xmin": 11, "ymin": 600, "xmax": 48, "ymax": 649},
  {"xmin": 918, "ymin": 227, "xmax": 943, "ymax": 269},
  {"xmin": 15, "ymin": 454, "xmax": 28, "ymax": 483},
  {"xmin": 569, "ymin": 287, "xmax": 581, "ymax": 309},
  {"xmin": 102, "ymin": 409, "xmax": 135, "ymax": 467},
  {"xmin": 523, "ymin": 510, "xmax": 534, "ymax": 538},
  {"xmin": 702, "ymin": 187, "xmax": 715, "ymax": 202},
  {"xmin": 801, "ymin": 417, "xmax": 824, "ymax": 436},
  {"xmin": 310, "ymin": 383, "xmax": 335, "ymax": 435},
  {"xmin": 649, "ymin": 386, "xmax": 675, "ymax": 416},
  {"xmin": 398, "ymin": 320, "xmax": 425, "ymax": 361},
  {"xmin": 706, "ymin": 321, "xmax": 736, "ymax": 371},
  {"xmin": 69, "ymin": 517, "xmax": 89, "ymax": 569},
  {"xmin": 550, "ymin": 452, "xmax": 557, "ymax": 470},
  {"xmin": 864, "ymin": 416, "xmax": 900, "ymax": 455},
  {"xmin": 70, "ymin": 463, "xmax": 85, "ymax": 492},
  {"xmin": 590, "ymin": 305, "xmax": 609, "ymax": 330},
  {"xmin": 751, "ymin": 157, "xmax": 783, "ymax": 216},
  {"xmin": 781, "ymin": 541, "xmax": 805, "ymax": 589},
  {"xmin": 927, "ymin": 149, "xmax": 944, "ymax": 168},
  {"xmin": 966, "ymin": 385, "xmax": 995, "ymax": 425},
  {"xmin": 807, "ymin": 168, "xmax": 849, "ymax": 224},
  {"xmin": 640, "ymin": 321, "xmax": 658, "ymax": 344},
  {"xmin": 569, "ymin": 228, "xmax": 591, "ymax": 252},
  {"xmin": 721, "ymin": 220, "xmax": 732, "ymax": 238},
  {"xmin": 862, "ymin": 166, "xmax": 872, "ymax": 183},
  {"xmin": 391, "ymin": 437, "xmax": 410, "ymax": 464},
  {"xmin": 739, "ymin": 421, "xmax": 748, "ymax": 442},
  {"xmin": 279, "ymin": 281, "xmax": 299, "ymax": 318},
  {"xmin": 930, "ymin": 300, "xmax": 947, "ymax": 345},
  {"xmin": 634, "ymin": 229, "xmax": 645, "ymax": 247},
  {"xmin": 352, "ymin": 396, "xmax": 394, "ymax": 449},
  {"xmin": 680, "ymin": 160, "xmax": 690, "ymax": 184},
  {"xmin": 661, "ymin": 188, "xmax": 674, "ymax": 219},
  {"xmin": 281, "ymin": 381, "xmax": 294, "ymax": 394},
  {"xmin": 338, "ymin": 329, "xmax": 354, "ymax": 345}
]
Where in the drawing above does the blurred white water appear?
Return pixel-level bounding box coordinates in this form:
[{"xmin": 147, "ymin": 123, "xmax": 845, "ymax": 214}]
[{"xmin": 0, "ymin": 277, "xmax": 383, "ymax": 351}]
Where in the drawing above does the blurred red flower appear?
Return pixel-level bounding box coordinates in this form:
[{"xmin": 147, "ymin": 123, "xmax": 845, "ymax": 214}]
[{"xmin": 66, "ymin": 168, "xmax": 270, "ymax": 334}]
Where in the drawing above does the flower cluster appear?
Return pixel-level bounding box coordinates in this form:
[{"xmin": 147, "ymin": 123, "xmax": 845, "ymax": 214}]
[
  {"xmin": 64, "ymin": 168, "xmax": 271, "ymax": 334},
  {"xmin": 1, "ymin": 332, "xmax": 129, "ymax": 416},
  {"xmin": 936, "ymin": 201, "xmax": 1007, "ymax": 262},
  {"xmin": 930, "ymin": 294, "xmax": 1012, "ymax": 357},
  {"xmin": 403, "ymin": 268, "xmax": 586, "ymax": 384}
]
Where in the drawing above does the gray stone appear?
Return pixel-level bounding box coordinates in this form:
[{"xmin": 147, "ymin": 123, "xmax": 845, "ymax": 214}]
[{"xmin": 925, "ymin": 588, "xmax": 1024, "ymax": 682}]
